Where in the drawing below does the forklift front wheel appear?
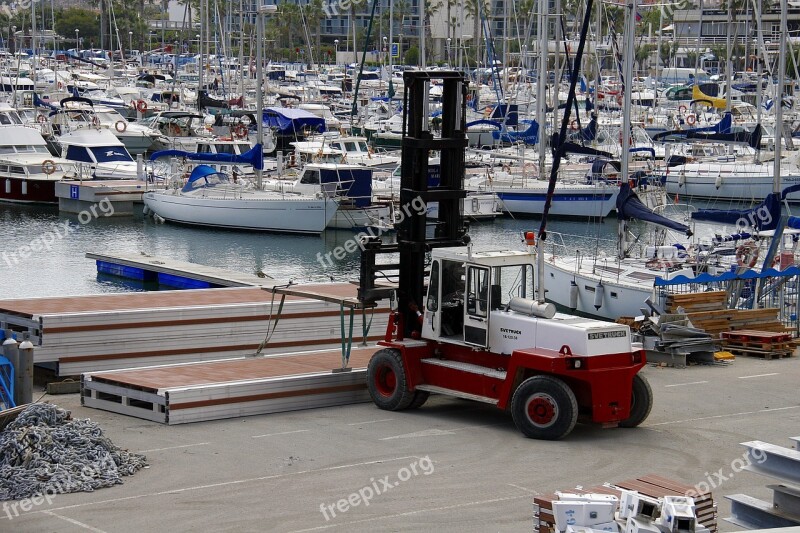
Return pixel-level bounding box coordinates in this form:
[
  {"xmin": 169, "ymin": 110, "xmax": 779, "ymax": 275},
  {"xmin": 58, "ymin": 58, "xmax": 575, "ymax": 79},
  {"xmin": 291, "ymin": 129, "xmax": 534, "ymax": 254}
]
[
  {"xmin": 367, "ymin": 348, "xmax": 417, "ymax": 411},
  {"xmin": 619, "ymin": 373, "xmax": 653, "ymax": 428},
  {"xmin": 511, "ymin": 375, "xmax": 578, "ymax": 440}
]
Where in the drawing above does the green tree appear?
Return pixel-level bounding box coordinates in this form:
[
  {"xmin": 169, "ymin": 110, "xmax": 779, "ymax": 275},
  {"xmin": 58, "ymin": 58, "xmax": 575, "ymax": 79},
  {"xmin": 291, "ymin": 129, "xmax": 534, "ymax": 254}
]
[
  {"xmin": 404, "ymin": 45, "xmax": 419, "ymax": 65},
  {"xmin": 54, "ymin": 8, "xmax": 100, "ymax": 46},
  {"xmin": 634, "ymin": 44, "xmax": 655, "ymax": 73}
]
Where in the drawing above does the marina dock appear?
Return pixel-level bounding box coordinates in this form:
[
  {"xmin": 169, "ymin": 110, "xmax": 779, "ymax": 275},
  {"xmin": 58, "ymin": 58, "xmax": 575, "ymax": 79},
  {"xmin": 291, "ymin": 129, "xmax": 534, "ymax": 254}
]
[
  {"xmin": 55, "ymin": 180, "xmax": 147, "ymax": 216},
  {"xmin": 87, "ymin": 251, "xmax": 274, "ymax": 288},
  {"xmin": 81, "ymin": 347, "xmax": 375, "ymax": 424}
]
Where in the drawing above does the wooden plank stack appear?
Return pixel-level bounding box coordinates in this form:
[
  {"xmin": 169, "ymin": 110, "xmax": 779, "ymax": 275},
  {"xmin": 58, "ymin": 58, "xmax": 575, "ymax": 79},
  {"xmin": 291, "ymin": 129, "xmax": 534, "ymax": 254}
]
[
  {"xmin": 664, "ymin": 291, "xmax": 794, "ymax": 344},
  {"xmin": 720, "ymin": 330, "xmax": 794, "ymax": 359},
  {"xmin": 533, "ymin": 474, "xmax": 717, "ymax": 533}
]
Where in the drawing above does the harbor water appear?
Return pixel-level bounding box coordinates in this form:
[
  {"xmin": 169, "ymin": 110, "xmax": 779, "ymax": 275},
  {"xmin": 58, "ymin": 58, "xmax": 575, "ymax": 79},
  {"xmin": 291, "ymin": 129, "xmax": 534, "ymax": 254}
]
[{"xmin": 0, "ymin": 203, "xmax": 622, "ymax": 299}]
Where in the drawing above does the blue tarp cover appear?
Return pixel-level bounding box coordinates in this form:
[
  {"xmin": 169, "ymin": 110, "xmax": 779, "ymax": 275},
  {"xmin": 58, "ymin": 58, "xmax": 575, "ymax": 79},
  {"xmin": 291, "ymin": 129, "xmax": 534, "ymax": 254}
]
[
  {"xmin": 320, "ymin": 167, "xmax": 373, "ymax": 208},
  {"xmin": 262, "ymin": 107, "xmax": 325, "ymax": 135},
  {"xmin": 150, "ymin": 143, "xmax": 264, "ymax": 170}
]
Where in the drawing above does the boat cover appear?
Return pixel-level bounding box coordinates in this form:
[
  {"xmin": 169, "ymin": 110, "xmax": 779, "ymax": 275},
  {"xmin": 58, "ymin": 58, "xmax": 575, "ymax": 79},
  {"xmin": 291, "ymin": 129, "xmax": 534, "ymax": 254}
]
[
  {"xmin": 263, "ymin": 107, "xmax": 325, "ymax": 135},
  {"xmin": 150, "ymin": 143, "xmax": 264, "ymax": 170},
  {"xmin": 617, "ymin": 183, "xmax": 692, "ymax": 235}
]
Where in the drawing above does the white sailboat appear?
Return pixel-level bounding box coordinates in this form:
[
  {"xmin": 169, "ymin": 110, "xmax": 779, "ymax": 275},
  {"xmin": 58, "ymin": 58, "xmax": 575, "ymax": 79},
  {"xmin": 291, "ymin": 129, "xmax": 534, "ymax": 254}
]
[{"xmin": 143, "ymin": 164, "xmax": 338, "ymax": 234}]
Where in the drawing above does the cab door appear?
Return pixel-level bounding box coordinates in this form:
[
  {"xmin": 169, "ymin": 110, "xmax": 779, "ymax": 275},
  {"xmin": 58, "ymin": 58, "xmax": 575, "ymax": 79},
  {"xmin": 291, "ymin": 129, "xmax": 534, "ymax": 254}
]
[{"xmin": 464, "ymin": 265, "xmax": 490, "ymax": 347}]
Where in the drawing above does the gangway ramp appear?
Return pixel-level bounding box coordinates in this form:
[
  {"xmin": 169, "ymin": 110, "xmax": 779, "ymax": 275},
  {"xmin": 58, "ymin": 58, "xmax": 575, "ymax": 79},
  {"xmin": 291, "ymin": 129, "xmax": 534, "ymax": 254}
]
[{"xmin": 82, "ymin": 347, "xmax": 375, "ymax": 424}]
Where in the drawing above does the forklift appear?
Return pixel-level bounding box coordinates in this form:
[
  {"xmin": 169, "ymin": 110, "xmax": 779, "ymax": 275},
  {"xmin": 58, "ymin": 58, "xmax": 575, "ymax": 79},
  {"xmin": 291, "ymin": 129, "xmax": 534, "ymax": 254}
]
[{"xmin": 358, "ymin": 71, "xmax": 652, "ymax": 440}]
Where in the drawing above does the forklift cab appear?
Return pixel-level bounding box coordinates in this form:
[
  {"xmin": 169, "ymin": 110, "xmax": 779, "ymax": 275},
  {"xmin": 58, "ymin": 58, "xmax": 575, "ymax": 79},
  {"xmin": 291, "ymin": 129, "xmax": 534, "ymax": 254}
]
[{"xmin": 421, "ymin": 249, "xmax": 535, "ymax": 348}]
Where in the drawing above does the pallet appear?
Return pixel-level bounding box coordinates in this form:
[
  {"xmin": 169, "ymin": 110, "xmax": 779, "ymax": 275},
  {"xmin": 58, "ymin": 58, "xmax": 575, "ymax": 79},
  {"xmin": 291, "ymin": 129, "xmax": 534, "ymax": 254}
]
[{"xmin": 723, "ymin": 346, "xmax": 793, "ymax": 360}]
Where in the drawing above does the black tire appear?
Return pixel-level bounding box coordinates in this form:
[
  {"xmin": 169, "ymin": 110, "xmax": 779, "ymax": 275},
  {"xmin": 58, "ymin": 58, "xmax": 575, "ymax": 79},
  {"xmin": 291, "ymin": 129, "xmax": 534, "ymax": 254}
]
[
  {"xmin": 406, "ymin": 390, "xmax": 430, "ymax": 410},
  {"xmin": 366, "ymin": 348, "xmax": 415, "ymax": 411},
  {"xmin": 511, "ymin": 375, "xmax": 578, "ymax": 440},
  {"xmin": 619, "ymin": 373, "xmax": 653, "ymax": 428}
]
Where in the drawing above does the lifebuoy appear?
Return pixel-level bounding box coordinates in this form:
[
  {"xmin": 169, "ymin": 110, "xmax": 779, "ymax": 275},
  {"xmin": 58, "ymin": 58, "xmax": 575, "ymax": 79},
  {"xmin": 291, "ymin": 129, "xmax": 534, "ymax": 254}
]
[
  {"xmin": 91, "ymin": 116, "xmax": 100, "ymax": 127},
  {"xmin": 57, "ymin": 81, "xmax": 63, "ymax": 90},
  {"xmin": 686, "ymin": 114, "xmax": 696, "ymax": 125},
  {"xmin": 136, "ymin": 100, "xmax": 148, "ymax": 113},
  {"xmin": 234, "ymin": 124, "xmax": 248, "ymax": 138},
  {"xmin": 115, "ymin": 120, "xmax": 128, "ymax": 133},
  {"xmin": 569, "ymin": 120, "xmax": 579, "ymax": 131},
  {"xmin": 41, "ymin": 160, "xmax": 56, "ymax": 175},
  {"xmin": 616, "ymin": 94, "xmax": 623, "ymax": 105},
  {"xmin": 736, "ymin": 243, "xmax": 759, "ymax": 268},
  {"xmin": 678, "ymin": 105, "xmax": 687, "ymax": 114},
  {"xmin": 36, "ymin": 114, "xmax": 47, "ymax": 124},
  {"xmin": 40, "ymin": 58, "xmax": 46, "ymax": 66}
]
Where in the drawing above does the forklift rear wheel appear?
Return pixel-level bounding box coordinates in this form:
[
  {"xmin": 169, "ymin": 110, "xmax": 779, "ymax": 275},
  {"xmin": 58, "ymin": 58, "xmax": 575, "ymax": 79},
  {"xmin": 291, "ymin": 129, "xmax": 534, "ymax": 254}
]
[
  {"xmin": 619, "ymin": 373, "xmax": 653, "ymax": 428},
  {"xmin": 367, "ymin": 348, "xmax": 416, "ymax": 410},
  {"xmin": 511, "ymin": 375, "xmax": 578, "ymax": 440},
  {"xmin": 407, "ymin": 390, "xmax": 430, "ymax": 409}
]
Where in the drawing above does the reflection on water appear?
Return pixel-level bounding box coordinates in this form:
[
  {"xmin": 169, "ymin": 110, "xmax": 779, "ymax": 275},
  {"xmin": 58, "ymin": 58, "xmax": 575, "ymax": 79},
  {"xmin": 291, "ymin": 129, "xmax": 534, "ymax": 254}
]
[{"xmin": 0, "ymin": 203, "xmax": 621, "ymax": 299}]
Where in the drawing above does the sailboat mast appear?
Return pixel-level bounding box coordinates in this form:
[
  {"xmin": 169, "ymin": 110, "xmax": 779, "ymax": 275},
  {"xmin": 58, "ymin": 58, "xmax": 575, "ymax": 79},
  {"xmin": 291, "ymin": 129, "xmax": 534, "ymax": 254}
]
[
  {"xmin": 536, "ymin": 0, "xmax": 548, "ymax": 178},
  {"xmin": 619, "ymin": 0, "xmax": 637, "ymax": 261},
  {"xmin": 774, "ymin": 0, "xmax": 788, "ymax": 194}
]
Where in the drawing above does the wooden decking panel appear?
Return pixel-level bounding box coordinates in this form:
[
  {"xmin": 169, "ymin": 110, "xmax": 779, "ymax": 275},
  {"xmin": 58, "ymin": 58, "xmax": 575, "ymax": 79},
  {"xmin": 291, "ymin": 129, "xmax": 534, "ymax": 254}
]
[
  {"xmin": 0, "ymin": 285, "xmax": 351, "ymax": 317},
  {"xmin": 89, "ymin": 347, "xmax": 376, "ymax": 391}
]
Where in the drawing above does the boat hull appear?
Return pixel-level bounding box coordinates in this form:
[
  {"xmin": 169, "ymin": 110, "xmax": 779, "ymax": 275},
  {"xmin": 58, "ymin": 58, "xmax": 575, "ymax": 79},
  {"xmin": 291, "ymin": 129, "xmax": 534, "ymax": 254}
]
[
  {"xmin": 143, "ymin": 191, "xmax": 336, "ymax": 234},
  {"xmin": 493, "ymin": 186, "xmax": 618, "ymax": 218},
  {"xmin": 0, "ymin": 177, "xmax": 58, "ymax": 204},
  {"xmin": 664, "ymin": 167, "xmax": 800, "ymax": 202}
]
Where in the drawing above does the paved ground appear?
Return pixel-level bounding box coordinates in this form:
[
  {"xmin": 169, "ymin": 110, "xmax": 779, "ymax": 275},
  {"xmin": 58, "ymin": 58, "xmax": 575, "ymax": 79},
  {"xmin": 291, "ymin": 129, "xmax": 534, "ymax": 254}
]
[{"xmin": 2, "ymin": 355, "xmax": 798, "ymax": 532}]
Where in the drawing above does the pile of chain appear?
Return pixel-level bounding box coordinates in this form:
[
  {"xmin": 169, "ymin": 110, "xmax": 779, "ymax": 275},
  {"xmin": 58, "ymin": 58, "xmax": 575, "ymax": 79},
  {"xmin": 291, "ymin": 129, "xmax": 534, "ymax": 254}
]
[{"xmin": 0, "ymin": 403, "xmax": 148, "ymax": 500}]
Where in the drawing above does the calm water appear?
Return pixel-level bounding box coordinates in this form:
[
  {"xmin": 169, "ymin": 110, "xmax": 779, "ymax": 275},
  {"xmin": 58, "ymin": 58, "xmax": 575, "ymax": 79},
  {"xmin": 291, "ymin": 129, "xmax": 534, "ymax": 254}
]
[{"xmin": 0, "ymin": 203, "xmax": 623, "ymax": 300}]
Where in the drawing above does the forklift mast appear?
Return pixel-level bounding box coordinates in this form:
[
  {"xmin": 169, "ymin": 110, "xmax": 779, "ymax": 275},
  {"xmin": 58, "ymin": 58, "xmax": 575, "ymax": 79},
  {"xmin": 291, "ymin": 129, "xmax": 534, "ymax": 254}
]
[{"xmin": 359, "ymin": 71, "xmax": 469, "ymax": 336}]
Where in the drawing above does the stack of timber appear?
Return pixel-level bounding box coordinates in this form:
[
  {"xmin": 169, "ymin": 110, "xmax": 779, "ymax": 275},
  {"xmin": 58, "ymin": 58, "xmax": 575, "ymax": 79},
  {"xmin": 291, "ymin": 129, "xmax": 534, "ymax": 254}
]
[
  {"xmin": 0, "ymin": 286, "xmax": 389, "ymax": 375},
  {"xmin": 664, "ymin": 291, "xmax": 792, "ymax": 339},
  {"xmin": 533, "ymin": 474, "xmax": 717, "ymax": 533},
  {"xmin": 720, "ymin": 330, "xmax": 794, "ymax": 359}
]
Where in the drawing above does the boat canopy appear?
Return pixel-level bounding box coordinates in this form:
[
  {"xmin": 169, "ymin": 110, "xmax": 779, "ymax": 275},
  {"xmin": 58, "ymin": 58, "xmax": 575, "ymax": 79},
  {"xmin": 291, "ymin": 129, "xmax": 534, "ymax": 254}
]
[
  {"xmin": 319, "ymin": 167, "xmax": 372, "ymax": 208},
  {"xmin": 181, "ymin": 165, "xmax": 229, "ymax": 192},
  {"xmin": 263, "ymin": 107, "xmax": 325, "ymax": 134},
  {"xmin": 652, "ymin": 112, "xmax": 762, "ymax": 149},
  {"xmin": 617, "ymin": 183, "xmax": 692, "ymax": 236},
  {"xmin": 492, "ymin": 120, "xmax": 538, "ymax": 144}
]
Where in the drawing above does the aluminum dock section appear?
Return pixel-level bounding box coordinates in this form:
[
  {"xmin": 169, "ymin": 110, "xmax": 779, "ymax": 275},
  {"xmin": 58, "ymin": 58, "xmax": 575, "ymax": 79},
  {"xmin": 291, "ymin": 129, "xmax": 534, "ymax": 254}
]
[
  {"xmin": 86, "ymin": 251, "xmax": 273, "ymax": 288},
  {"xmin": 81, "ymin": 347, "xmax": 375, "ymax": 424},
  {"xmin": 0, "ymin": 285, "xmax": 388, "ymax": 375}
]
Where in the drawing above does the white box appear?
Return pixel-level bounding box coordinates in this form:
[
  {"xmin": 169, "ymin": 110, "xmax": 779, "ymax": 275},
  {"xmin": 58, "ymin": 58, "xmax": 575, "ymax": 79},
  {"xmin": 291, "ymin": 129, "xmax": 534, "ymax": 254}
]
[
  {"xmin": 626, "ymin": 516, "xmax": 662, "ymax": 533},
  {"xmin": 567, "ymin": 526, "xmax": 619, "ymax": 533},
  {"xmin": 553, "ymin": 501, "xmax": 616, "ymax": 529},
  {"xmin": 618, "ymin": 490, "xmax": 638, "ymax": 519},
  {"xmin": 583, "ymin": 502, "xmax": 616, "ymax": 525},
  {"xmin": 592, "ymin": 521, "xmax": 620, "ymax": 532},
  {"xmin": 553, "ymin": 501, "xmax": 583, "ymax": 531}
]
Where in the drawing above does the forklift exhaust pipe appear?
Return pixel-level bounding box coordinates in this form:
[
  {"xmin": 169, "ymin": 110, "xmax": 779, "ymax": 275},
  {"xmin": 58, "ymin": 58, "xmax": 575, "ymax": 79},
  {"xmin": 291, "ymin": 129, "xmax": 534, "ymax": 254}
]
[{"xmin": 508, "ymin": 297, "xmax": 556, "ymax": 319}]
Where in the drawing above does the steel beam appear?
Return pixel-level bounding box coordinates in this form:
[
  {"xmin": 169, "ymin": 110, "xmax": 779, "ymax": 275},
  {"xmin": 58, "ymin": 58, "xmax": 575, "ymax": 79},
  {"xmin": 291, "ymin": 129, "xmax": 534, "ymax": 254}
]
[
  {"xmin": 726, "ymin": 494, "xmax": 800, "ymax": 530},
  {"xmin": 741, "ymin": 441, "xmax": 800, "ymax": 485}
]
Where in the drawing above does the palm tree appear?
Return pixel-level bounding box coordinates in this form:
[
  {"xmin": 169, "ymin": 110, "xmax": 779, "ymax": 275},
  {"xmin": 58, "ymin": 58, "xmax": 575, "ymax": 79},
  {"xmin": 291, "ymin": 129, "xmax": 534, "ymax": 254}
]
[{"xmin": 464, "ymin": 0, "xmax": 487, "ymax": 64}]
